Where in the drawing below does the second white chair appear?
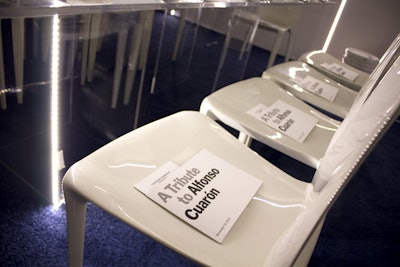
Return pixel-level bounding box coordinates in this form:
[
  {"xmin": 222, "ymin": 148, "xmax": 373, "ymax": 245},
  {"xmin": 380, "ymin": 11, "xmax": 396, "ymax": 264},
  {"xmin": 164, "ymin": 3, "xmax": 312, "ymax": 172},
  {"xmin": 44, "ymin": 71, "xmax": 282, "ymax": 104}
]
[{"xmin": 201, "ymin": 77, "xmax": 340, "ymax": 168}]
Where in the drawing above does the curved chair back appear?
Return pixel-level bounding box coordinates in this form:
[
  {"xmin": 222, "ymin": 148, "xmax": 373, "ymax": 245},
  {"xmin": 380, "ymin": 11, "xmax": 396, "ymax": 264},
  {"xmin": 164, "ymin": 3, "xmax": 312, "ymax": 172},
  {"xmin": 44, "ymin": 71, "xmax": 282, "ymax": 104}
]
[
  {"xmin": 328, "ymin": 34, "xmax": 400, "ymax": 150},
  {"xmin": 269, "ymin": 53, "xmax": 400, "ymax": 266},
  {"xmin": 349, "ymin": 34, "xmax": 400, "ymax": 116},
  {"xmin": 314, "ymin": 54, "xmax": 400, "ymax": 191}
]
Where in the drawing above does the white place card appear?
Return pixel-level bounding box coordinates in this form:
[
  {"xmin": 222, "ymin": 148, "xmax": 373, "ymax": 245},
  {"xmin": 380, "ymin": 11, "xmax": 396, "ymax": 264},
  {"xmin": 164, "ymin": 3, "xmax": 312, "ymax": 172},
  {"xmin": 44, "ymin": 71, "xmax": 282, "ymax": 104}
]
[
  {"xmin": 135, "ymin": 149, "xmax": 263, "ymax": 243},
  {"xmin": 293, "ymin": 75, "xmax": 339, "ymax": 102},
  {"xmin": 321, "ymin": 62, "xmax": 359, "ymax": 82},
  {"xmin": 247, "ymin": 100, "xmax": 318, "ymax": 143}
]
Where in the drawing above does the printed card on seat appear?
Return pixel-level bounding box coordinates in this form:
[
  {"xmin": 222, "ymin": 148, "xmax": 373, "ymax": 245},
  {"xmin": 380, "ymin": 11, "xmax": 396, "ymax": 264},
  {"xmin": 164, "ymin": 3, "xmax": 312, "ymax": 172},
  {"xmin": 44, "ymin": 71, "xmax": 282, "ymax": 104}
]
[
  {"xmin": 135, "ymin": 149, "xmax": 263, "ymax": 243},
  {"xmin": 247, "ymin": 100, "xmax": 318, "ymax": 143},
  {"xmin": 320, "ymin": 62, "xmax": 359, "ymax": 82},
  {"xmin": 292, "ymin": 75, "xmax": 339, "ymax": 102}
]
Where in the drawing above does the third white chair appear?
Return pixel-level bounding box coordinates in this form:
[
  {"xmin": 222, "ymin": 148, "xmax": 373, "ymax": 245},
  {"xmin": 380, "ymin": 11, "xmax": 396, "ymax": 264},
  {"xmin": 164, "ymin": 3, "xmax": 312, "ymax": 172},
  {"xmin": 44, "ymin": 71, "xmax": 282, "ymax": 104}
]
[{"xmin": 299, "ymin": 50, "xmax": 369, "ymax": 91}]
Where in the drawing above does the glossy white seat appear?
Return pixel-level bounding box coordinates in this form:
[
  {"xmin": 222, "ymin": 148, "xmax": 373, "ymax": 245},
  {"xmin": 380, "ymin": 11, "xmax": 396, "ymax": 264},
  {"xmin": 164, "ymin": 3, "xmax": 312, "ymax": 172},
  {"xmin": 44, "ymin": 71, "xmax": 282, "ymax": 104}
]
[
  {"xmin": 201, "ymin": 77, "xmax": 340, "ymax": 168},
  {"xmin": 63, "ymin": 55, "xmax": 400, "ymax": 266},
  {"xmin": 299, "ymin": 50, "xmax": 369, "ymax": 91},
  {"xmin": 263, "ymin": 35, "xmax": 400, "ymax": 119},
  {"xmin": 262, "ymin": 61, "xmax": 356, "ymax": 118}
]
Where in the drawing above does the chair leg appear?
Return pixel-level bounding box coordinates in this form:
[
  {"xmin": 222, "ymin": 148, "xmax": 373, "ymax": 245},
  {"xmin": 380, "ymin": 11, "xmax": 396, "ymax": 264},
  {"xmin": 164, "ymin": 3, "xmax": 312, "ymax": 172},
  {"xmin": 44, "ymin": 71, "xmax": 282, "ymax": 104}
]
[
  {"xmin": 212, "ymin": 13, "xmax": 235, "ymax": 92},
  {"xmin": 239, "ymin": 23, "xmax": 253, "ymax": 61},
  {"xmin": 0, "ymin": 93, "xmax": 5, "ymax": 110},
  {"xmin": 111, "ymin": 26, "xmax": 129, "ymax": 109},
  {"xmin": 172, "ymin": 9, "xmax": 187, "ymax": 62},
  {"xmin": 87, "ymin": 14, "xmax": 102, "ymax": 82},
  {"xmin": 133, "ymin": 11, "xmax": 154, "ymax": 129},
  {"xmin": 40, "ymin": 17, "xmax": 52, "ymax": 62},
  {"xmin": 284, "ymin": 29, "xmax": 294, "ymax": 63},
  {"xmin": 267, "ymin": 30, "xmax": 284, "ymax": 69},
  {"xmin": 80, "ymin": 14, "xmax": 91, "ymax": 85},
  {"xmin": 64, "ymin": 186, "xmax": 88, "ymax": 267},
  {"xmin": 150, "ymin": 9, "xmax": 168, "ymax": 94},
  {"xmin": 238, "ymin": 131, "xmax": 253, "ymax": 147},
  {"xmin": 11, "ymin": 18, "xmax": 24, "ymax": 104},
  {"xmin": 138, "ymin": 11, "xmax": 154, "ymax": 71},
  {"xmin": 0, "ymin": 20, "xmax": 6, "ymax": 110},
  {"xmin": 184, "ymin": 8, "xmax": 202, "ymax": 77},
  {"xmin": 239, "ymin": 18, "xmax": 259, "ymax": 81},
  {"xmin": 123, "ymin": 12, "xmax": 145, "ymax": 106},
  {"xmin": 64, "ymin": 19, "xmax": 79, "ymax": 80}
]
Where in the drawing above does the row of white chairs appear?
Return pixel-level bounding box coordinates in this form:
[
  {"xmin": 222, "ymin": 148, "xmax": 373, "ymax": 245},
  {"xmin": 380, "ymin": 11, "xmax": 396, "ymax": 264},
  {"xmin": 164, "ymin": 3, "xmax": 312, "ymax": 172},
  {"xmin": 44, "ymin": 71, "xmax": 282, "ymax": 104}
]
[
  {"xmin": 201, "ymin": 36, "xmax": 399, "ymax": 168},
  {"xmin": 63, "ymin": 34, "xmax": 400, "ymax": 266}
]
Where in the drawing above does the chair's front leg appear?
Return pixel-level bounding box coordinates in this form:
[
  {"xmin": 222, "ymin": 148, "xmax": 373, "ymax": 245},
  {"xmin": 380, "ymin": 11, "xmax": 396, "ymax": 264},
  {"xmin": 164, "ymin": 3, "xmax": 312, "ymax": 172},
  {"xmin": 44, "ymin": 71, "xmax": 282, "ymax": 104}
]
[
  {"xmin": 238, "ymin": 131, "xmax": 253, "ymax": 147},
  {"xmin": 267, "ymin": 30, "xmax": 284, "ymax": 69},
  {"xmin": 64, "ymin": 186, "xmax": 88, "ymax": 267}
]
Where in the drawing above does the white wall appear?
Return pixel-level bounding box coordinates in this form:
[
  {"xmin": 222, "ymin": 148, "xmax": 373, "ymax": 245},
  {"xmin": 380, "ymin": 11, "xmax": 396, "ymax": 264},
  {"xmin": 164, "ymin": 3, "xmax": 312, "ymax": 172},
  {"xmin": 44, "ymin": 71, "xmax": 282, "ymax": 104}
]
[
  {"xmin": 186, "ymin": 1, "xmax": 399, "ymax": 61},
  {"xmin": 326, "ymin": 0, "xmax": 400, "ymax": 59},
  {"xmin": 185, "ymin": 4, "xmax": 338, "ymax": 59}
]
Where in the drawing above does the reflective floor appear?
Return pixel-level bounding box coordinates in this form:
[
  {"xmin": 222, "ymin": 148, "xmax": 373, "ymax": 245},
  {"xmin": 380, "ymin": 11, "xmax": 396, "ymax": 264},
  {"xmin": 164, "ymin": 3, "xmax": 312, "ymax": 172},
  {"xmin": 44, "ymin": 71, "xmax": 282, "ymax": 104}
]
[{"xmin": 1, "ymin": 10, "xmax": 274, "ymax": 203}]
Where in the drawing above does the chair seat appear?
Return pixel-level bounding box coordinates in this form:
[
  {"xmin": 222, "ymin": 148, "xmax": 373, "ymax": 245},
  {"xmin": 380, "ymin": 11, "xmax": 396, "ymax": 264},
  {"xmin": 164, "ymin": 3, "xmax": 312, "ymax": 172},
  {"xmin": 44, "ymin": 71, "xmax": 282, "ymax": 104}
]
[
  {"xmin": 201, "ymin": 77, "xmax": 340, "ymax": 168},
  {"xmin": 299, "ymin": 50, "xmax": 369, "ymax": 91},
  {"xmin": 63, "ymin": 111, "xmax": 312, "ymax": 267},
  {"xmin": 262, "ymin": 61, "xmax": 358, "ymax": 118}
]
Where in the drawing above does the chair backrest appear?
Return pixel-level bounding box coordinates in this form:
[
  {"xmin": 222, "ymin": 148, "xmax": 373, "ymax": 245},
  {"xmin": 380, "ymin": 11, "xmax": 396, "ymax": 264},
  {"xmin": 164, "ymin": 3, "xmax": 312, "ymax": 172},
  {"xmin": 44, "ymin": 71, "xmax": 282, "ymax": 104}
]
[
  {"xmin": 314, "ymin": 53, "xmax": 400, "ymax": 192},
  {"xmin": 350, "ymin": 34, "xmax": 400, "ymax": 116},
  {"xmin": 267, "ymin": 52, "xmax": 400, "ymax": 266},
  {"xmin": 255, "ymin": 5, "xmax": 303, "ymax": 27},
  {"xmin": 327, "ymin": 34, "xmax": 400, "ymax": 152}
]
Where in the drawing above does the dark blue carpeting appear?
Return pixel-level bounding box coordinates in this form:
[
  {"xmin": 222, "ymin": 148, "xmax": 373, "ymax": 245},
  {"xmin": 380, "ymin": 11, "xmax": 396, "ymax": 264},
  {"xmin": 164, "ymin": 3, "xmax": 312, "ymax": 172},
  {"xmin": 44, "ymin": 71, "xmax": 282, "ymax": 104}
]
[{"xmin": 0, "ymin": 10, "xmax": 399, "ymax": 266}]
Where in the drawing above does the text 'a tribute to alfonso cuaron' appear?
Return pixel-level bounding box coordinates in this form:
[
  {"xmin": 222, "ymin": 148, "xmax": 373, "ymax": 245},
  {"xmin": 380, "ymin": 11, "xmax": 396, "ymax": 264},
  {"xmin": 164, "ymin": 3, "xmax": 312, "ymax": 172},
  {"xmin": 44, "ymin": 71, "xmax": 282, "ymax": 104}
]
[{"xmin": 135, "ymin": 149, "xmax": 263, "ymax": 243}]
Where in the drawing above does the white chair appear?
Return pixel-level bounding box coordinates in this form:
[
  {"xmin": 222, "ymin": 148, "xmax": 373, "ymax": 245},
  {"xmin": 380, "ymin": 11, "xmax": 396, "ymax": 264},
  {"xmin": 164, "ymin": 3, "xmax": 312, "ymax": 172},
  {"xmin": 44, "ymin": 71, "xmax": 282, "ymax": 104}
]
[
  {"xmin": 262, "ymin": 61, "xmax": 357, "ymax": 119},
  {"xmin": 299, "ymin": 50, "xmax": 369, "ymax": 91},
  {"xmin": 212, "ymin": 6, "xmax": 302, "ymax": 91},
  {"xmin": 201, "ymin": 34, "xmax": 400, "ymax": 168},
  {"xmin": 63, "ymin": 55, "xmax": 400, "ymax": 266},
  {"xmin": 201, "ymin": 77, "xmax": 340, "ymax": 168},
  {"xmin": 263, "ymin": 35, "xmax": 400, "ymax": 119}
]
